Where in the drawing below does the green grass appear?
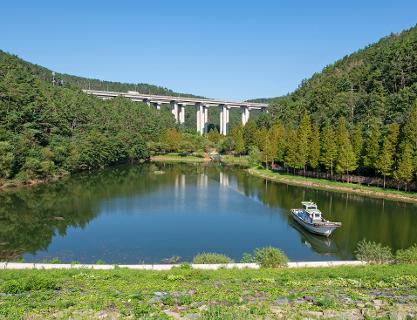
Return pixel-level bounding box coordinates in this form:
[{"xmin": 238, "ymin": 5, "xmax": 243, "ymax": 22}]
[
  {"xmin": 1, "ymin": 264, "xmax": 416, "ymax": 319},
  {"xmin": 220, "ymin": 155, "xmax": 250, "ymax": 166},
  {"xmin": 151, "ymin": 153, "xmax": 207, "ymax": 163},
  {"xmin": 248, "ymin": 167, "xmax": 417, "ymax": 203}
]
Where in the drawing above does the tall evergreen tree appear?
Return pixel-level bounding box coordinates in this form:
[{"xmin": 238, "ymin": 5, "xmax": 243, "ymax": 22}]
[
  {"xmin": 295, "ymin": 114, "xmax": 312, "ymax": 174},
  {"xmin": 375, "ymin": 123, "xmax": 399, "ymax": 188},
  {"xmin": 335, "ymin": 117, "xmax": 357, "ymax": 181},
  {"xmin": 308, "ymin": 124, "xmax": 321, "ymax": 172},
  {"xmin": 320, "ymin": 121, "xmax": 337, "ymax": 177},
  {"xmin": 363, "ymin": 121, "xmax": 381, "ymax": 173},
  {"xmin": 230, "ymin": 125, "xmax": 245, "ymax": 155},
  {"xmin": 284, "ymin": 129, "xmax": 298, "ymax": 172},
  {"xmin": 402, "ymin": 102, "xmax": 417, "ymax": 152},
  {"xmin": 351, "ymin": 122, "xmax": 364, "ymax": 166},
  {"xmin": 394, "ymin": 143, "xmax": 414, "ymax": 191}
]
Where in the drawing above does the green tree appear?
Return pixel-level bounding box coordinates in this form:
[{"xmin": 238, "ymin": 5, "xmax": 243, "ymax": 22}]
[
  {"xmin": 320, "ymin": 121, "xmax": 337, "ymax": 177},
  {"xmin": 243, "ymin": 120, "xmax": 258, "ymax": 153},
  {"xmin": 0, "ymin": 141, "xmax": 14, "ymax": 178},
  {"xmin": 295, "ymin": 114, "xmax": 312, "ymax": 174},
  {"xmin": 308, "ymin": 124, "xmax": 320, "ymax": 172},
  {"xmin": 284, "ymin": 129, "xmax": 298, "ymax": 172},
  {"xmin": 160, "ymin": 128, "xmax": 182, "ymax": 153},
  {"xmin": 207, "ymin": 128, "xmax": 220, "ymax": 144},
  {"xmin": 375, "ymin": 123, "xmax": 399, "ymax": 187},
  {"xmin": 230, "ymin": 125, "xmax": 245, "ymax": 155},
  {"xmin": 363, "ymin": 121, "xmax": 381, "ymax": 173},
  {"xmin": 351, "ymin": 122, "xmax": 364, "ymax": 165},
  {"xmin": 394, "ymin": 143, "xmax": 415, "ymax": 191},
  {"xmin": 335, "ymin": 117, "xmax": 357, "ymax": 181},
  {"xmin": 402, "ymin": 102, "xmax": 417, "ymax": 152}
]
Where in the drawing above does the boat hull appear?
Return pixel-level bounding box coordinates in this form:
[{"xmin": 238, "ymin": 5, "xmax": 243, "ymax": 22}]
[{"xmin": 291, "ymin": 209, "xmax": 340, "ymax": 237}]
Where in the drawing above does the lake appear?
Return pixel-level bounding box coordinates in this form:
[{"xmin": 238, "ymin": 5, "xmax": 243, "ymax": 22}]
[{"xmin": 1, "ymin": 163, "xmax": 416, "ymax": 263}]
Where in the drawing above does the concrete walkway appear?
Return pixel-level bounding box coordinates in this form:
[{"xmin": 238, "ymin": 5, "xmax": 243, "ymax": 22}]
[{"xmin": 0, "ymin": 261, "xmax": 364, "ymax": 270}]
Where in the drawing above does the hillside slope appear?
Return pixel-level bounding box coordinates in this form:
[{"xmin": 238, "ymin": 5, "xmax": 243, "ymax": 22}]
[
  {"xmin": 0, "ymin": 50, "xmax": 202, "ymax": 98},
  {"xmin": 269, "ymin": 24, "xmax": 417, "ymax": 127},
  {"xmin": 0, "ymin": 51, "xmax": 175, "ymax": 185}
]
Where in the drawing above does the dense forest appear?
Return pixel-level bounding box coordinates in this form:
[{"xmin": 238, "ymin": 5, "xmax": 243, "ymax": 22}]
[
  {"xmin": 0, "ymin": 51, "xmax": 175, "ymax": 185},
  {"xmin": 0, "ymin": 50, "xmax": 201, "ymax": 98},
  {"xmin": 222, "ymin": 25, "xmax": 417, "ymax": 190}
]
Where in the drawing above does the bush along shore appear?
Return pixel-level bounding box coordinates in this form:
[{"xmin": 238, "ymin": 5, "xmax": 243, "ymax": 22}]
[{"xmin": 1, "ymin": 244, "xmax": 417, "ymax": 319}]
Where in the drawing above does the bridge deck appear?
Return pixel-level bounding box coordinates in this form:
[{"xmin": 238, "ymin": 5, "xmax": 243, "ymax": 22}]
[{"xmin": 83, "ymin": 89, "xmax": 268, "ymax": 109}]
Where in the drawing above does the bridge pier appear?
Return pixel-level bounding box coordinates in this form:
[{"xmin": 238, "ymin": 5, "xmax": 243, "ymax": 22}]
[
  {"xmin": 220, "ymin": 105, "xmax": 230, "ymax": 135},
  {"xmin": 153, "ymin": 102, "xmax": 161, "ymax": 110},
  {"xmin": 196, "ymin": 103, "xmax": 208, "ymax": 135},
  {"xmin": 143, "ymin": 98, "xmax": 151, "ymax": 107},
  {"xmin": 178, "ymin": 103, "xmax": 186, "ymax": 124},
  {"xmin": 170, "ymin": 101, "xmax": 179, "ymax": 123},
  {"xmin": 241, "ymin": 106, "xmax": 250, "ymax": 126}
]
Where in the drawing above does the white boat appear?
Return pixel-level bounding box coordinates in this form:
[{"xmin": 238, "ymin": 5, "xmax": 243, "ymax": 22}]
[{"xmin": 290, "ymin": 201, "xmax": 341, "ymax": 237}]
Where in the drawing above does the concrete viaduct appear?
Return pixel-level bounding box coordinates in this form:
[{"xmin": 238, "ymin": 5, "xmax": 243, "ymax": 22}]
[{"xmin": 83, "ymin": 89, "xmax": 268, "ymax": 135}]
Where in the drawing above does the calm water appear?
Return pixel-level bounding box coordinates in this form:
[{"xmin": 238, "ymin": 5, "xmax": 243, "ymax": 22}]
[{"xmin": 1, "ymin": 163, "xmax": 416, "ymax": 263}]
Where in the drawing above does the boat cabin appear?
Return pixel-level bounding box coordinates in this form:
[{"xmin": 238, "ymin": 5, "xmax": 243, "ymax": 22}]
[{"xmin": 301, "ymin": 201, "xmax": 323, "ymax": 223}]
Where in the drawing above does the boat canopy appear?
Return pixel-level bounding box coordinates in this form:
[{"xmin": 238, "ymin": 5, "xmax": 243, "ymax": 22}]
[{"xmin": 301, "ymin": 201, "xmax": 317, "ymax": 210}]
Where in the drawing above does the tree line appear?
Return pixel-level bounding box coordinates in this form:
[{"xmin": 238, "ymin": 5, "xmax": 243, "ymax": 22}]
[
  {"xmin": 221, "ymin": 104, "xmax": 417, "ymax": 190},
  {"xmin": 0, "ymin": 51, "xmax": 175, "ymax": 184}
]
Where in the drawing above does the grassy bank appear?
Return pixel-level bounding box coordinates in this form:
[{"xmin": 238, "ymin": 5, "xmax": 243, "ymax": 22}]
[
  {"xmin": 248, "ymin": 167, "xmax": 417, "ymax": 204},
  {"xmin": 151, "ymin": 154, "xmax": 208, "ymax": 163},
  {"xmin": 0, "ymin": 264, "xmax": 416, "ymax": 319}
]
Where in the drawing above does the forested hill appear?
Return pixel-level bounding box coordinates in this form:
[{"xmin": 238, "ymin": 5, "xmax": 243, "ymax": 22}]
[
  {"xmin": 269, "ymin": 24, "xmax": 417, "ymax": 127},
  {"xmin": 0, "ymin": 50, "xmax": 175, "ymax": 185},
  {"xmin": 0, "ymin": 50, "xmax": 202, "ymax": 98}
]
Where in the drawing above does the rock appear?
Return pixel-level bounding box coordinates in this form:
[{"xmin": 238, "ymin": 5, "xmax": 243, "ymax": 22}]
[
  {"xmin": 301, "ymin": 310, "xmax": 323, "ymax": 318},
  {"xmin": 198, "ymin": 304, "xmax": 208, "ymax": 311},
  {"xmin": 274, "ymin": 297, "xmax": 290, "ymax": 305},
  {"xmin": 154, "ymin": 291, "xmax": 168, "ymax": 297},
  {"xmin": 303, "ymin": 295, "xmax": 315, "ymax": 303},
  {"xmin": 356, "ymin": 302, "xmax": 366, "ymax": 308},
  {"xmin": 163, "ymin": 310, "xmax": 181, "ymax": 319},
  {"xmin": 183, "ymin": 314, "xmax": 200, "ymax": 320},
  {"xmin": 372, "ymin": 299, "xmax": 384, "ymax": 306},
  {"xmin": 148, "ymin": 296, "xmax": 162, "ymax": 303},
  {"xmin": 242, "ymin": 290, "xmax": 251, "ymax": 295}
]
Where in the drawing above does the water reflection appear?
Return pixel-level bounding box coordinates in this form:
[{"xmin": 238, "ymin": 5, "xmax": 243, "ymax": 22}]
[{"xmin": 0, "ymin": 163, "xmax": 416, "ymax": 263}]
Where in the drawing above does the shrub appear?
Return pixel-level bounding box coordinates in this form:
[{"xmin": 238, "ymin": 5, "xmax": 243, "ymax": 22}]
[
  {"xmin": 192, "ymin": 252, "xmax": 234, "ymax": 264},
  {"xmin": 2, "ymin": 276, "xmax": 60, "ymax": 294},
  {"xmin": 253, "ymin": 246, "xmax": 288, "ymax": 268},
  {"xmin": 240, "ymin": 252, "xmax": 255, "ymax": 263},
  {"xmin": 355, "ymin": 239, "xmax": 393, "ymax": 264},
  {"xmin": 396, "ymin": 244, "xmax": 417, "ymax": 264}
]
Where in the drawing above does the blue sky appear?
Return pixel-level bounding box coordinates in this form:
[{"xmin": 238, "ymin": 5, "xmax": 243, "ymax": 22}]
[{"xmin": 1, "ymin": 1, "xmax": 416, "ymax": 100}]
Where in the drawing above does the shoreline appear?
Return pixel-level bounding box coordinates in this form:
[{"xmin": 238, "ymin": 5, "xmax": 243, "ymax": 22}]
[
  {"xmin": 0, "ymin": 260, "xmax": 364, "ymax": 270},
  {"xmin": 248, "ymin": 167, "xmax": 417, "ymax": 204},
  {"xmin": 1, "ymin": 155, "xmax": 416, "ymax": 204}
]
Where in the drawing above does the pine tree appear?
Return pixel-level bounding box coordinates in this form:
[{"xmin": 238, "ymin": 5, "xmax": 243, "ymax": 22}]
[
  {"xmin": 230, "ymin": 125, "xmax": 245, "ymax": 155},
  {"xmin": 402, "ymin": 102, "xmax": 417, "ymax": 152},
  {"xmin": 394, "ymin": 143, "xmax": 414, "ymax": 191},
  {"xmin": 295, "ymin": 114, "xmax": 312, "ymax": 174},
  {"xmin": 284, "ymin": 129, "xmax": 298, "ymax": 172},
  {"xmin": 363, "ymin": 121, "xmax": 381, "ymax": 173},
  {"xmin": 263, "ymin": 129, "xmax": 279, "ymax": 169},
  {"xmin": 207, "ymin": 128, "xmax": 220, "ymax": 144},
  {"xmin": 351, "ymin": 122, "xmax": 364, "ymax": 165},
  {"xmin": 308, "ymin": 124, "xmax": 320, "ymax": 172},
  {"xmin": 243, "ymin": 120, "xmax": 258, "ymax": 153},
  {"xmin": 375, "ymin": 123, "xmax": 399, "ymax": 188},
  {"xmin": 320, "ymin": 121, "xmax": 337, "ymax": 177},
  {"xmin": 335, "ymin": 117, "xmax": 357, "ymax": 181},
  {"xmin": 269, "ymin": 123, "xmax": 286, "ymax": 162}
]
